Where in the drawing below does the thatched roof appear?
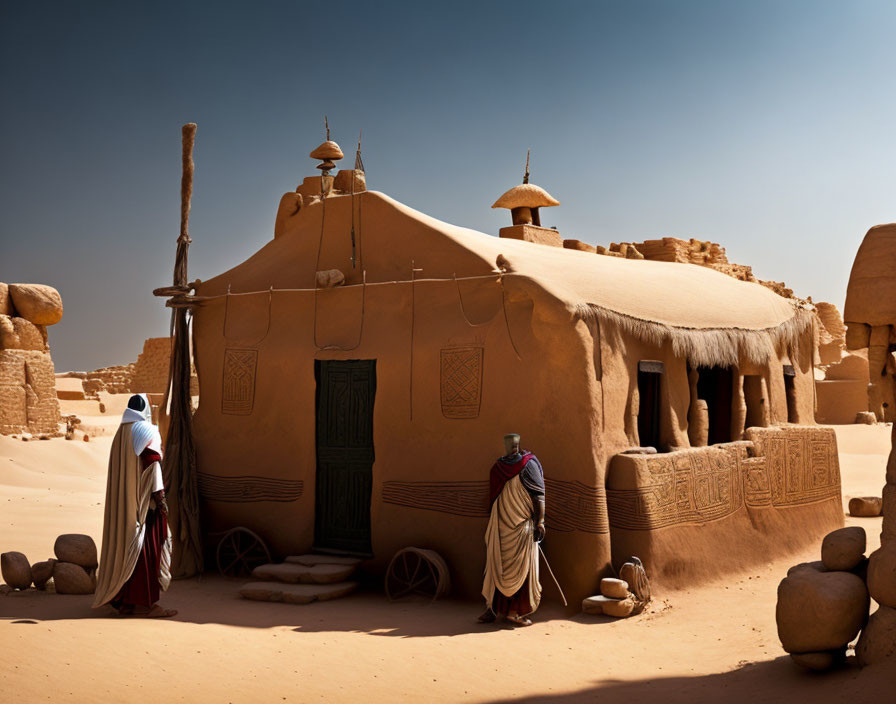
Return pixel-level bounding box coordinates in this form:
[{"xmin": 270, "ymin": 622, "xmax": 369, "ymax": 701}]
[
  {"xmin": 492, "ymin": 183, "xmax": 559, "ymax": 210},
  {"xmin": 310, "ymin": 140, "xmax": 344, "ymax": 160}
]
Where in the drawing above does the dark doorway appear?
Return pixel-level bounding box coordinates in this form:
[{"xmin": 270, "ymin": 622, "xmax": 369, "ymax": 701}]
[
  {"xmin": 696, "ymin": 365, "xmax": 734, "ymax": 445},
  {"xmin": 314, "ymin": 359, "xmax": 376, "ymax": 555},
  {"xmin": 637, "ymin": 361, "xmax": 664, "ymax": 450},
  {"xmin": 783, "ymin": 365, "xmax": 797, "ymax": 423},
  {"xmin": 743, "ymin": 375, "xmax": 766, "ymax": 429}
]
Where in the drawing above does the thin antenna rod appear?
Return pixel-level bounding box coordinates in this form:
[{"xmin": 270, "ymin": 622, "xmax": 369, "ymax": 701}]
[
  {"xmin": 325, "ymin": 115, "xmax": 330, "ymax": 140},
  {"xmin": 523, "ymin": 149, "xmax": 530, "ymax": 184}
]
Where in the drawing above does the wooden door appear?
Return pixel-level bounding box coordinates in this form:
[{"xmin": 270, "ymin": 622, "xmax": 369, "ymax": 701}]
[{"xmin": 314, "ymin": 360, "xmax": 375, "ymax": 555}]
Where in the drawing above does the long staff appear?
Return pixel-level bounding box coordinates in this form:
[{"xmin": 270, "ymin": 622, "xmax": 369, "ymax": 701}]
[{"xmin": 537, "ymin": 542, "xmax": 568, "ymax": 606}]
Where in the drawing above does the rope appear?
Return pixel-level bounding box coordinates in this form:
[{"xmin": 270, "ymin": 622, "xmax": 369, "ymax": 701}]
[
  {"xmin": 312, "ymin": 271, "xmax": 367, "ymax": 351},
  {"xmin": 222, "ymin": 285, "xmax": 273, "ymax": 346},
  {"xmin": 499, "ymin": 275, "xmax": 523, "ymax": 360},
  {"xmin": 409, "ymin": 261, "xmax": 423, "ymax": 420},
  {"xmin": 454, "ymin": 274, "xmax": 494, "ymax": 328}
]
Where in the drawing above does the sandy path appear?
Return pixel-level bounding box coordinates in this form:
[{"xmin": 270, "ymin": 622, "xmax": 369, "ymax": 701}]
[{"xmin": 0, "ymin": 424, "xmax": 891, "ymax": 702}]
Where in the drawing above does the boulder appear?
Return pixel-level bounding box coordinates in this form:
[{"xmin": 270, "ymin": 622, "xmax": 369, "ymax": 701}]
[
  {"xmin": 52, "ymin": 562, "xmax": 94, "ymax": 594},
  {"xmin": 848, "ymin": 496, "xmax": 882, "ymax": 517},
  {"xmin": 1, "ymin": 551, "xmax": 32, "ymax": 589},
  {"xmin": 855, "ymin": 605, "xmax": 896, "ymax": 666},
  {"xmin": 787, "ymin": 560, "xmax": 826, "ymax": 577},
  {"xmin": 8, "ymin": 284, "xmax": 63, "ymax": 325},
  {"xmin": 600, "ymin": 578, "xmax": 630, "ymax": 599},
  {"xmin": 867, "ymin": 543, "xmax": 896, "ymax": 608},
  {"xmin": 54, "ymin": 534, "xmax": 97, "ymax": 568},
  {"xmin": 854, "ymin": 412, "xmax": 878, "ymax": 425},
  {"xmin": 31, "ymin": 559, "xmax": 56, "ymax": 589},
  {"xmin": 790, "ymin": 648, "xmax": 846, "ymax": 672},
  {"xmin": 821, "ymin": 526, "xmax": 866, "ymax": 571},
  {"xmin": 776, "ymin": 569, "xmax": 869, "ymax": 653}
]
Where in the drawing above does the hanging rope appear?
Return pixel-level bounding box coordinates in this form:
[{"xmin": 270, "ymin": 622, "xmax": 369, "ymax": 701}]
[
  {"xmin": 222, "ymin": 284, "xmax": 273, "ymax": 346},
  {"xmin": 454, "ymin": 274, "xmax": 495, "ymax": 328},
  {"xmin": 499, "ymin": 275, "xmax": 523, "ymax": 361}
]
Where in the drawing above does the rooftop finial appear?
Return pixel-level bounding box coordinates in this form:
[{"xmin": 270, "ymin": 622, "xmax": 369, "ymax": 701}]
[
  {"xmin": 523, "ymin": 149, "xmax": 530, "ymax": 184},
  {"xmin": 325, "ymin": 115, "xmax": 330, "ymax": 141},
  {"xmin": 355, "ymin": 129, "xmax": 365, "ymax": 173}
]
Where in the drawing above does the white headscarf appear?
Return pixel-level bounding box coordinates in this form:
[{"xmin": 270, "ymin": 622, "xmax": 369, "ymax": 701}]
[{"xmin": 121, "ymin": 393, "xmax": 162, "ymax": 457}]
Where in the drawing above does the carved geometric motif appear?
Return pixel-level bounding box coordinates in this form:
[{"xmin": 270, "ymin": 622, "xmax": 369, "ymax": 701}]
[
  {"xmin": 222, "ymin": 348, "xmax": 257, "ymax": 415},
  {"xmin": 440, "ymin": 347, "xmax": 483, "ymax": 419}
]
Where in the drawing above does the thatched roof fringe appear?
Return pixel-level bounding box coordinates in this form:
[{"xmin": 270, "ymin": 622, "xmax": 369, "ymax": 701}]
[{"xmin": 574, "ymin": 303, "xmax": 813, "ymax": 368}]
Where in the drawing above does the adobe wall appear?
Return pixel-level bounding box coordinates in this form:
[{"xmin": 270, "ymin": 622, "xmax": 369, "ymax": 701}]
[
  {"xmin": 606, "ymin": 427, "xmax": 843, "ymax": 586},
  {"xmin": 133, "ymin": 337, "xmax": 171, "ymax": 393},
  {"xmin": 192, "ymin": 266, "xmax": 611, "ymax": 604}
]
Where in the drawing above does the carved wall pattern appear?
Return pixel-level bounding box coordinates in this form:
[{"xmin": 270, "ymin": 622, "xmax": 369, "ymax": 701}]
[
  {"xmin": 607, "ymin": 426, "xmax": 841, "ymax": 531},
  {"xmin": 222, "ymin": 348, "xmax": 257, "ymax": 415},
  {"xmin": 381, "ymin": 477, "xmax": 609, "ymax": 534},
  {"xmin": 440, "ymin": 347, "xmax": 483, "ymax": 419},
  {"xmin": 198, "ymin": 472, "xmax": 303, "ymax": 503},
  {"xmin": 607, "ymin": 444, "xmax": 746, "ymax": 531}
]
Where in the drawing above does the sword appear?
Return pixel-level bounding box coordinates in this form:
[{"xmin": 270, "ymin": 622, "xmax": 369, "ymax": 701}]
[{"xmin": 537, "ymin": 542, "xmax": 568, "ymax": 606}]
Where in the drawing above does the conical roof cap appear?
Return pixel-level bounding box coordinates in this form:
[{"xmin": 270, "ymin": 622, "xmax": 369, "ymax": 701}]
[
  {"xmin": 310, "ymin": 140, "xmax": 344, "ymax": 160},
  {"xmin": 492, "ymin": 183, "xmax": 559, "ymax": 209}
]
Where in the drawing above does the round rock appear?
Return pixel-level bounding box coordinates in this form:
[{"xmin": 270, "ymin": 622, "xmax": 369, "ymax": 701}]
[
  {"xmin": 790, "ymin": 648, "xmax": 845, "ymax": 672},
  {"xmin": 8, "ymin": 284, "xmax": 63, "ymax": 325},
  {"xmin": 1, "ymin": 551, "xmax": 33, "ymax": 590},
  {"xmin": 821, "ymin": 526, "xmax": 866, "ymax": 571},
  {"xmin": 848, "ymin": 496, "xmax": 882, "ymax": 517},
  {"xmin": 52, "ymin": 562, "xmax": 95, "ymax": 594},
  {"xmin": 54, "ymin": 534, "xmax": 97, "ymax": 568},
  {"xmin": 776, "ymin": 569, "xmax": 869, "ymax": 653},
  {"xmin": 855, "ymin": 605, "xmax": 896, "ymax": 666},
  {"xmin": 787, "ymin": 560, "xmax": 826, "ymax": 577},
  {"xmin": 867, "ymin": 543, "xmax": 896, "ymax": 608},
  {"xmin": 31, "ymin": 559, "xmax": 56, "ymax": 590},
  {"xmin": 600, "ymin": 578, "xmax": 630, "ymax": 599}
]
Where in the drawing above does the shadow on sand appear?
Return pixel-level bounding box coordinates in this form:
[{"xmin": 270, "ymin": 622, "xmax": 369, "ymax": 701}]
[{"xmin": 0, "ymin": 573, "xmax": 600, "ymax": 638}]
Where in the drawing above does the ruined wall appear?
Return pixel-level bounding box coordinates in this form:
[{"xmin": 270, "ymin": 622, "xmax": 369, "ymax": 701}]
[
  {"xmin": 132, "ymin": 337, "xmax": 171, "ymax": 393},
  {"xmin": 598, "ymin": 237, "xmax": 797, "ymax": 299},
  {"xmin": 0, "ymin": 283, "xmax": 62, "ymax": 435}
]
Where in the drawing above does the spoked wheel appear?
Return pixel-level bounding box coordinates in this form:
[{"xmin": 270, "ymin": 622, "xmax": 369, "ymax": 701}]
[
  {"xmin": 216, "ymin": 527, "xmax": 271, "ymax": 577},
  {"xmin": 385, "ymin": 547, "xmax": 450, "ymax": 603}
]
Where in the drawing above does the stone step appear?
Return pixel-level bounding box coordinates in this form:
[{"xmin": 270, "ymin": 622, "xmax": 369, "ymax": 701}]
[
  {"xmin": 285, "ymin": 554, "xmax": 362, "ymax": 567},
  {"xmin": 251, "ymin": 562, "xmax": 356, "ymax": 584},
  {"xmin": 240, "ymin": 581, "xmax": 358, "ymax": 605}
]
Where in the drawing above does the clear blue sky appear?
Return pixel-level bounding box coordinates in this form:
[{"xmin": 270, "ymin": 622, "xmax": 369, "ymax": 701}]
[{"xmin": 1, "ymin": 0, "xmax": 894, "ymax": 371}]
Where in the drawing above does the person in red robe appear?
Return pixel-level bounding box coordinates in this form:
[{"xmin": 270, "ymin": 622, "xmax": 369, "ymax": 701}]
[
  {"xmin": 93, "ymin": 394, "xmax": 176, "ymax": 618},
  {"xmin": 478, "ymin": 433, "xmax": 546, "ymax": 627}
]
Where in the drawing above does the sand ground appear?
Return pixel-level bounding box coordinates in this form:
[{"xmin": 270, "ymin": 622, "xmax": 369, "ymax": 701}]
[{"xmin": 0, "ymin": 409, "xmax": 892, "ymax": 703}]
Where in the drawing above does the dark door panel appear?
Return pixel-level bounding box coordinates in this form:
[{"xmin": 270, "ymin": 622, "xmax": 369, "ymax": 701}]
[{"xmin": 314, "ymin": 360, "xmax": 375, "ymax": 555}]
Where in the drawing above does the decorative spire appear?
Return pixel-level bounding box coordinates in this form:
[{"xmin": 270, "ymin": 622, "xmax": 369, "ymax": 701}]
[
  {"xmin": 355, "ymin": 129, "xmax": 365, "ymax": 173},
  {"xmin": 310, "ymin": 117, "xmax": 343, "ymax": 180},
  {"xmin": 523, "ymin": 149, "xmax": 530, "ymax": 184},
  {"xmin": 325, "ymin": 115, "xmax": 330, "ymax": 141}
]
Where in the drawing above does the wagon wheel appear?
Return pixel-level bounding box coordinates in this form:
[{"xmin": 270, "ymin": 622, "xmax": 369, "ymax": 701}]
[
  {"xmin": 216, "ymin": 527, "xmax": 271, "ymax": 577},
  {"xmin": 385, "ymin": 547, "xmax": 450, "ymax": 603}
]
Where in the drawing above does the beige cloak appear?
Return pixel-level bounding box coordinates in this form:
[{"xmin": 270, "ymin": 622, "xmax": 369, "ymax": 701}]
[
  {"xmin": 92, "ymin": 422, "xmax": 172, "ymax": 608},
  {"xmin": 481, "ymin": 474, "xmax": 542, "ymax": 612}
]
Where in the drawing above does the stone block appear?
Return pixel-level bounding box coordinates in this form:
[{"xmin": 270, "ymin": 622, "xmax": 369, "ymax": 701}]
[
  {"xmin": 855, "ymin": 605, "xmax": 896, "ymax": 666},
  {"xmin": 562, "ymin": 239, "xmax": 596, "ymax": 253},
  {"xmin": 600, "ymin": 578, "xmax": 630, "ymax": 599},
  {"xmin": 239, "ymin": 581, "xmax": 358, "ymax": 604},
  {"xmin": 848, "ymin": 496, "xmax": 882, "ymax": 517},
  {"xmin": 776, "ymin": 570, "xmax": 869, "ymax": 653},
  {"xmin": 333, "ymin": 169, "xmax": 366, "ymax": 194},
  {"xmin": 251, "ymin": 562, "xmax": 355, "ymax": 584},
  {"xmin": 52, "ymin": 562, "xmax": 95, "ymax": 594},
  {"xmin": 821, "ymin": 526, "xmax": 866, "ymax": 571},
  {"xmin": 1, "ymin": 551, "xmax": 32, "ymax": 589},
  {"xmin": 8, "ymin": 284, "xmax": 63, "ymax": 325},
  {"xmin": 285, "ymin": 554, "xmax": 362, "ymax": 567},
  {"xmin": 498, "ymin": 224, "xmax": 562, "ymax": 248},
  {"xmin": 54, "ymin": 534, "xmax": 98, "ymax": 568},
  {"xmin": 31, "ymin": 559, "xmax": 56, "ymax": 589},
  {"xmin": 0, "ymin": 282, "xmax": 13, "ymax": 316},
  {"xmin": 867, "ymin": 543, "xmax": 896, "ymax": 608}
]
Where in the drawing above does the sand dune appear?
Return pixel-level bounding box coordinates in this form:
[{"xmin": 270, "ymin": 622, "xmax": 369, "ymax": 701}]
[{"xmin": 0, "ymin": 422, "xmax": 891, "ymax": 702}]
